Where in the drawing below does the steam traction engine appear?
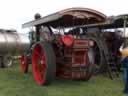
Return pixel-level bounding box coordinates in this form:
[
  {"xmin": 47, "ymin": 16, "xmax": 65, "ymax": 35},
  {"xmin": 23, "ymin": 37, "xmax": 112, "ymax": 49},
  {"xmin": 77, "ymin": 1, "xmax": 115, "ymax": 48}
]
[{"xmin": 21, "ymin": 8, "xmax": 106, "ymax": 85}]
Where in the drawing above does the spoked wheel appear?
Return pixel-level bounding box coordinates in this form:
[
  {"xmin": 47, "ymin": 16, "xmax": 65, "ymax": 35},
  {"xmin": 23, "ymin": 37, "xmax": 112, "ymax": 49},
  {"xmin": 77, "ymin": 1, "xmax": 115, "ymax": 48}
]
[
  {"xmin": 21, "ymin": 54, "xmax": 28, "ymax": 73},
  {"xmin": 4, "ymin": 56, "xmax": 13, "ymax": 67},
  {"xmin": 32, "ymin": 42, "xmax": 56, "ymax": 85},
  {"xmin": 0, "ymin": 55, "xmax": 13, "ymax": 68}
]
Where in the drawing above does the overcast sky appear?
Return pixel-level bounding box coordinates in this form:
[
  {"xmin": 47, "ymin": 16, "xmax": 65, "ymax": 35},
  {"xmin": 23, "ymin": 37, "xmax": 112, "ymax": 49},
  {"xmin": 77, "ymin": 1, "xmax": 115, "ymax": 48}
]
[{"xmin": 0, "ymin": 0, "xmax": 127, "ymax": 33}]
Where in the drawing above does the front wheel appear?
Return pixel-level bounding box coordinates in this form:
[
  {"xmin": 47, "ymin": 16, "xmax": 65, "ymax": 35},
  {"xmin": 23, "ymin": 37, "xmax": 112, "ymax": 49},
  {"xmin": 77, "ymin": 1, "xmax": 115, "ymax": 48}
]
[{"xmin": 20, "ymin": 54, "xmax": 29, "ymax": 73}]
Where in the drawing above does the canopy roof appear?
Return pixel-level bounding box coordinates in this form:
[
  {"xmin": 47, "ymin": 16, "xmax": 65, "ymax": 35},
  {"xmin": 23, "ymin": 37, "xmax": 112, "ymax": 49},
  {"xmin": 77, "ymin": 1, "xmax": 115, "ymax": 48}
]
[
  {"xmin": 22, "ymin": 7, "xmax": 107, "ymax": 28},
  {"xmin": 79, "ymin": 14, "xmax": 128, "ymax": 29}
]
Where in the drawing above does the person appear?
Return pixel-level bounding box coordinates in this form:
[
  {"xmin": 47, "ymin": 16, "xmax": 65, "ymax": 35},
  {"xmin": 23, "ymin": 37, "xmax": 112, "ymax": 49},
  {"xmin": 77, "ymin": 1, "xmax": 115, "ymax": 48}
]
[{"xmin": 120, "ymin": 47, "xmax": 128, "ymax": 94}]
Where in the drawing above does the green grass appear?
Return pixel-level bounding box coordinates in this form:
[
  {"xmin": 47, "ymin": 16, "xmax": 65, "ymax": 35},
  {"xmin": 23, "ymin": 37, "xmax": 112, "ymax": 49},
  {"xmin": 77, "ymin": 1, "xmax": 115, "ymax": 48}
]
[{"xmin": 0, "ymin": 63, "xmax": 125, "ymax": 96}]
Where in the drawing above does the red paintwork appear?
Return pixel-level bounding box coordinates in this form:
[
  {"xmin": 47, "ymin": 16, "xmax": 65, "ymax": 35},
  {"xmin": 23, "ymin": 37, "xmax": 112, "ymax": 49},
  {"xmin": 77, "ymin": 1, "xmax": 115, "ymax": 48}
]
[
  {"xmin": 21, "ymin": 55, "xmax": 27, "ymax": 73},
  {"xmin": 32, "ymin": 44, "xmax": 46, "ymax": 85},
  {"xmin": 55, "ymin": 39, "xmax": 91, "ymax": 80},
  {"xmin": 61, "ymin": 35, "xmax": 74, "ymax": 46}
]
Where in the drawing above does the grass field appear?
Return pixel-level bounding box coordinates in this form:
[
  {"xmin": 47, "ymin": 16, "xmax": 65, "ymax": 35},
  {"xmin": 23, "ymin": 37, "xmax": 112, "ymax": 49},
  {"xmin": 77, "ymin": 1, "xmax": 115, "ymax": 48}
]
[{"xmin": 0, "ymin": 63, "xmax": 125, "ymax": 96}]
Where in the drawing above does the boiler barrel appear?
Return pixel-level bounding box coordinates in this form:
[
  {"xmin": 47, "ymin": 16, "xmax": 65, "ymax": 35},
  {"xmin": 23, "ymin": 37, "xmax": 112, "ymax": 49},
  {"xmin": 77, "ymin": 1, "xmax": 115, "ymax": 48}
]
[{"xmin": 0, "ymin": 31, "xmax": 30, "ymax": 54}]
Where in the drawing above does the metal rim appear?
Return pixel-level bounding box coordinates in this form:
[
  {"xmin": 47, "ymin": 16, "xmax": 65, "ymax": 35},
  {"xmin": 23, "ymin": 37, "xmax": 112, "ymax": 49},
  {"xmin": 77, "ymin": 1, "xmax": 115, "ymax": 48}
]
[
  {"xmin": 93, "ymin": 45, "xmax": 102, "ymax": 71},
  {"xmin": 32, "ymin": 44, "xmax": 46, "ymax": 85},
  {"xmin": 21, "ymin": 55, "xmax": 27, "ymax": 73},
  {"xmin": 91, "ymin": 41, "xmax": 104, "ymax": 74},
  {"xmin": 84, "ymin": 48, "xmax": 94, "ymax": 80}
]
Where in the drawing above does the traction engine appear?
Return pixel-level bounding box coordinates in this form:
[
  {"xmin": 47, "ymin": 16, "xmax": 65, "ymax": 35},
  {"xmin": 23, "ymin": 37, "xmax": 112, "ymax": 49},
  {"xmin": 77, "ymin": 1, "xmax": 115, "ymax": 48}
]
[{"xmin": 21, "ymin": 7, "xmax": 107, "ymax": 85}]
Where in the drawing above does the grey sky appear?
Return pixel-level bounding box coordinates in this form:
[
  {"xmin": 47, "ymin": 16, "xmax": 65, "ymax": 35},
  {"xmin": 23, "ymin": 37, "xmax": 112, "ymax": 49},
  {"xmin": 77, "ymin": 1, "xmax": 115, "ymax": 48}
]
[{"xmin": 0, "ymin": 0, "xmax": 127, "ymax": 33}]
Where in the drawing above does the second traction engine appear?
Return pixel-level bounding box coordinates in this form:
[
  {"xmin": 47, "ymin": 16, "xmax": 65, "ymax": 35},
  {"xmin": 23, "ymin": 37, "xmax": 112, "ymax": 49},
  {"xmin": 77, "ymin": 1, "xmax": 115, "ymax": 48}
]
[{"xmin": 0, "ymin": 29, "xmax": 30, "ymax": 67}]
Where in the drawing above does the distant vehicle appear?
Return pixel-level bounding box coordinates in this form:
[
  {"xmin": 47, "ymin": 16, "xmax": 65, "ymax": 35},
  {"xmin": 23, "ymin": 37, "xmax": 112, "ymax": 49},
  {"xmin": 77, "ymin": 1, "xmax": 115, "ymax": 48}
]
[
  {"xmin": 82, "ymin": 14, "xmax": 128, "ymax": 76},
  {"xmin": 0, "ymin": 29, "xmax": 30, "ymax": 67}
]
